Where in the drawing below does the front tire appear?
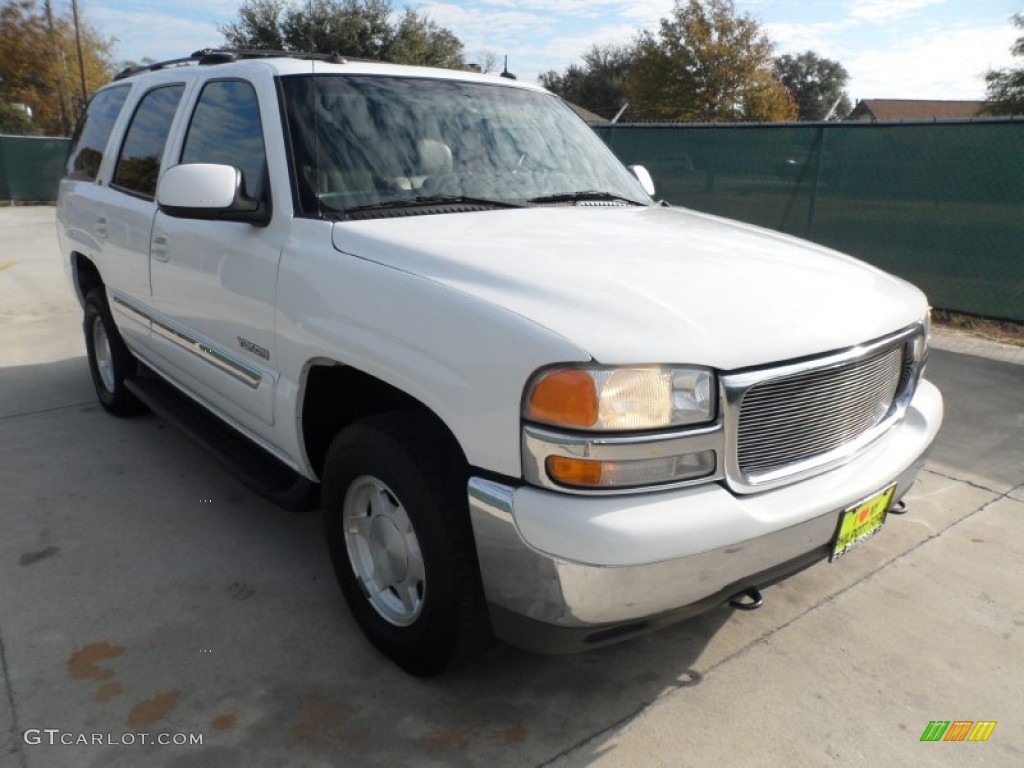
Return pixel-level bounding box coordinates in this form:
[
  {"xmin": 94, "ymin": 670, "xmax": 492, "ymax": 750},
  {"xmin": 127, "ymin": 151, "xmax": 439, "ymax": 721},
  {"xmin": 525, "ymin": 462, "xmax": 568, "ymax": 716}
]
[
  {"xmin": 322, "ymin": 412, "xmax": 491, "ymax": 676},
  {"xmin": 83, "ymin": 287, "xmax": 144, "ymax": 416}
]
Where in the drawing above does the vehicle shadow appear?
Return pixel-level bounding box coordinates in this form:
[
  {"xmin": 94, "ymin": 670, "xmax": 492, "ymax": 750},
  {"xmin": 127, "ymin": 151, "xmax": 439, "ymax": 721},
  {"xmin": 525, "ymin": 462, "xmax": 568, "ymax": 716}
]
[{"xmin": 0, "ymin": 355, "xmax": 95, "ymax": 419}]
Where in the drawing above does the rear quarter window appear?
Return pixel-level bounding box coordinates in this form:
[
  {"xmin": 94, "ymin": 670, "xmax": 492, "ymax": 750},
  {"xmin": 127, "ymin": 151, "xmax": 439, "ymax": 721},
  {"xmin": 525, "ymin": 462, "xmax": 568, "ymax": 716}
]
[{"xmin": 65, "ymin": 85, "xmax": 131, "ymax": 181}]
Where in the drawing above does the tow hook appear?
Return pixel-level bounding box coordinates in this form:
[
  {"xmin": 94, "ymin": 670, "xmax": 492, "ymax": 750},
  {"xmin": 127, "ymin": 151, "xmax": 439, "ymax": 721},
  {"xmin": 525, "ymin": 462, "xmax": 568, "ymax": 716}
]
[
  {"xmin": 729, "ymin": 587, "xmax": 764, "ymax": 611},
  {"xmin": 888, "ymin": 499, "xmax": 908, "ymax": 515}
]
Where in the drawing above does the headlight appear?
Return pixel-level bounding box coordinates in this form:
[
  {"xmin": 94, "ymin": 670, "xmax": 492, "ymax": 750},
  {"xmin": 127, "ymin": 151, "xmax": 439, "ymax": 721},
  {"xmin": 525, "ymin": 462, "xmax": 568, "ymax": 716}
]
[{"xmin": 525, "ymin": 365, "xmax": 716, "ymax": 431}]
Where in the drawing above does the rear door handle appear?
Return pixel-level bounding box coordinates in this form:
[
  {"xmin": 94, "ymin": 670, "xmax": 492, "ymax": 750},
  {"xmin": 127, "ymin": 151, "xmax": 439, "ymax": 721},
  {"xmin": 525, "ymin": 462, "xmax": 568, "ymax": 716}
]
[
  {"xmin": 152, "ymin": 235, "xmax": 169, "ymax": 262},
  {"xmin": 95, "ymin": 216, "xmax": 107, "ymax": 239}
]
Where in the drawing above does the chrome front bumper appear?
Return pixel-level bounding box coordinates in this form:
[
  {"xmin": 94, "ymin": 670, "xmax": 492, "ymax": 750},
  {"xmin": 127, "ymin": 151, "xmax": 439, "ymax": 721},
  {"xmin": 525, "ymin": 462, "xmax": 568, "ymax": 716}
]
[{"xmin": 468, "ymin": 379, "xmax": 943, "ymax": 653}]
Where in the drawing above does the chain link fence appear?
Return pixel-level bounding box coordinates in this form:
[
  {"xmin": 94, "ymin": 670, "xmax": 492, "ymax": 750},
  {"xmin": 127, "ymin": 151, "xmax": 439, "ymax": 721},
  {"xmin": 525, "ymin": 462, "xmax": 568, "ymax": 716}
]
[{"xmin": 595, "ymin": 119, "xmax": 1024, "ymax": 322}]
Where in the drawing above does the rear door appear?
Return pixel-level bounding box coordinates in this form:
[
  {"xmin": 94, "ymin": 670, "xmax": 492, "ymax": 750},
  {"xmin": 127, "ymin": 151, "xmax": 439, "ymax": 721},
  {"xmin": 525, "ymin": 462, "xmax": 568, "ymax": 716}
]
[
  {"xmin": 99, "ymin": 83, "xmax": 187, "ymax": 350},
  {"xmin": 148, "ymin": 76, "xmax": 284, "ymax": 430},
  {"xmin": 59, "ymin": 80, "xmax": 189, "ymax": 352}
]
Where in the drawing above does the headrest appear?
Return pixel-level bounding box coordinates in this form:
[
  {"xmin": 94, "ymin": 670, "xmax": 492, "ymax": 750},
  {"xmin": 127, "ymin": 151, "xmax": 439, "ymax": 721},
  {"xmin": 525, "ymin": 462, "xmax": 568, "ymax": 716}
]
[{"xmin": 417, "ymin": 139, "xmax": 453, "ymax": 175}]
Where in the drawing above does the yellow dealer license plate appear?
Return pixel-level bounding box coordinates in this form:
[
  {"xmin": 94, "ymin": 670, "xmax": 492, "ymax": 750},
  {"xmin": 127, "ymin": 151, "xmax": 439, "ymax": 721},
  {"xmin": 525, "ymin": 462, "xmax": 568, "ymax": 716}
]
[{"xmin": 830, "ymin": 484, "xmax": 897, "ymax": 562}]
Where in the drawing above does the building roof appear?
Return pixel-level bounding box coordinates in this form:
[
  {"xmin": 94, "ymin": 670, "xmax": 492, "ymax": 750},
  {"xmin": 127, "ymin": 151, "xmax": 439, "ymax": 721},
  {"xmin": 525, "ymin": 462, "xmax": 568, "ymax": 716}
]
[
  {"xmin": 848, "ymin": 99, "xmax": 984, "ymax": 122},
  {"xmin": 565, "ymin": 102, "xmax": 609, "ymax": 125}
]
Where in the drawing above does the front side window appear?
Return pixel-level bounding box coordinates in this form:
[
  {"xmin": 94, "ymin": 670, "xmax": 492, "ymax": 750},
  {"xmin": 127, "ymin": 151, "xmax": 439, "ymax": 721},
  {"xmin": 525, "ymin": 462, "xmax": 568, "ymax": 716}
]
[
  {"xmin": 181, "ymin": 80, "xmax": 267, "ymax": 201},
  {"xmin": 280, "ymin": 75, "xmax": 650, "ymax": 217},
  {"xmin": 65, "ymin": 85, "xmax": 131, "ymax": 181},
  {"xmin": 112, "ymin": 85, "xmax": 184, "ymax": 198}
]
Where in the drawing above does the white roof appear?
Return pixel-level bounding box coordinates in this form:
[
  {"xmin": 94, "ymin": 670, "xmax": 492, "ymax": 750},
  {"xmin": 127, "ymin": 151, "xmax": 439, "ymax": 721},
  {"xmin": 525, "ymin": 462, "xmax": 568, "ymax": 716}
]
[{"xmin": 115, "ymin": 54, "xmax": 547, "ymax": 93}]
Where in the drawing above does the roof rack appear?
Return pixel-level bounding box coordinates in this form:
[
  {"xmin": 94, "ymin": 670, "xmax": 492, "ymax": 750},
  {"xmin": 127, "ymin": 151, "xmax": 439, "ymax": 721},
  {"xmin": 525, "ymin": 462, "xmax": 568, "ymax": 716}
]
[{"xmin": 113, "ymin": 48, "xmax": 366, "ymax": 80}]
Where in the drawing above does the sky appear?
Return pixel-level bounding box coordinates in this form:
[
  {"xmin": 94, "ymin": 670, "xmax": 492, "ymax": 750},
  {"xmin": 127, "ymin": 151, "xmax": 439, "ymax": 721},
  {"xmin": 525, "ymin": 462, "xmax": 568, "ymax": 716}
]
[{"xmin": 78, "ymin": 0, "xmax": 1022, "ymax": 102}]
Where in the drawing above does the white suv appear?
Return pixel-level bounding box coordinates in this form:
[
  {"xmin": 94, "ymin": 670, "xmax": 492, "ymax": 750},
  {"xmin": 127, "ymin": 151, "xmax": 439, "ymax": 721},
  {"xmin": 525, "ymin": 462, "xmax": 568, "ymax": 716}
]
[{"xmin": 56, "ymin": 50, "xmax": 942, "ymax": 676}]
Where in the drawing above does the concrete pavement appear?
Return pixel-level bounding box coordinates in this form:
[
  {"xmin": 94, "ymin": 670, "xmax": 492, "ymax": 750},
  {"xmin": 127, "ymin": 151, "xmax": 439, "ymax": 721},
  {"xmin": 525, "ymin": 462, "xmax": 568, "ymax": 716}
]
[{"xmin": 2, "ymin": 206, "xmax": 1022, "ymax": 767}]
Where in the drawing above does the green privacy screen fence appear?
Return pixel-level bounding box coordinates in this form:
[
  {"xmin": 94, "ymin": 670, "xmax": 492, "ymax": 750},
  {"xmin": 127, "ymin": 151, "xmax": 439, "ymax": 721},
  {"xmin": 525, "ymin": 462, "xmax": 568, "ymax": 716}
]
[
  {"xmin": 594, "ymin": 120, "xmax": 1024, "ymax": 322},
  {"xmin": 0, "ymin": 135, "xmax": 70, "ymax": 204}
]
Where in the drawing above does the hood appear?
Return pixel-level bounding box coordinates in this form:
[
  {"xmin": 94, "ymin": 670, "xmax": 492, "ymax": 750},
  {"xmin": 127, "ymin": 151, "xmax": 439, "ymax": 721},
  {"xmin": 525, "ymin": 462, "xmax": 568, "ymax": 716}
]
[{"xmin": 330, "ymin": 206, "xmax": 927, "ymax": 370}]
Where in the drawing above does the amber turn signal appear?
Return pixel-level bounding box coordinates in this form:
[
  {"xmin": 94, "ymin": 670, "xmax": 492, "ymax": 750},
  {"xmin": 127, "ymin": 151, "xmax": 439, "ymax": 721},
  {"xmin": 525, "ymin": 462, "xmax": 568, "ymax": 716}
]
[
  {"xmin": 526, "ymin": 370, "xmax": 598, "ymax": 428},
  {"xmin": 546, "ymin": 451, "xmax": 717, "ymax": 489},
  {"xmin": 546, "ymin": 456, "xmax": 604, "ymax": 487}
]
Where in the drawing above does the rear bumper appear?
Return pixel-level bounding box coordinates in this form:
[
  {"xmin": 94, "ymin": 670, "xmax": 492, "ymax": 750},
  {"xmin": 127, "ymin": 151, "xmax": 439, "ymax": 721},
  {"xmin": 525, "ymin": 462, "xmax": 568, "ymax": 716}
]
[{"xmin": 468, "ymin": 379, "xmax": 943, "ymax": 653}]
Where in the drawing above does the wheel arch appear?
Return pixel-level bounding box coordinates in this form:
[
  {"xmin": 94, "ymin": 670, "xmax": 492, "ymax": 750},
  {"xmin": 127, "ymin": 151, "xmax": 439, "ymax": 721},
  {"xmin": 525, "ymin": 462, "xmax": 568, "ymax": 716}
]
[
  {"xmin": 70, "ymin": 251, "xmax": 103, "ymax": 307},
  {"xmin": 298, "ymin": 359, "xmax": 469, "ymax": 480}
]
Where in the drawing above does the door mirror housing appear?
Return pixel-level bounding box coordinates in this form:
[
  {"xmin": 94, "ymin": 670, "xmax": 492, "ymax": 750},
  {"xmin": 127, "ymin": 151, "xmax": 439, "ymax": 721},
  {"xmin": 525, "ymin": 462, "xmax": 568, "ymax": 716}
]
[
  {"xmin": 628, "ymin": 165, "xmax": 656, "ymax": 197},
  {"xmin": 157, "ymin": 163, "xmax": 269, "ymax": 225}
]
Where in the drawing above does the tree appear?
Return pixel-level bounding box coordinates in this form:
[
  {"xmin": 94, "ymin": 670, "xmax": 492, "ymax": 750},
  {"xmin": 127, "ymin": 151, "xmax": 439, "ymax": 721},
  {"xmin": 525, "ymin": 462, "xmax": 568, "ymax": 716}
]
[
  {"xmin": 624, "ymin": 0, "xmax": 796, "ymax": 122},
  {"xmin": 0, "ymin": 100, "xmax": 40, "ymax": 134},
  {"xmin": 278, "ymin": 0, "xmax": 392, "ymax": 59},
  {"xmin": 221, "ymin": 0, "xmax": 464, "ymax": 68},
  {"xmin": 115, "ymin": 57, "xmax": 156, "ymax": 75},
  {"xmin": 0, "ymin": 0, "xmax": 116, "ymax": 135},
  {"xmin": 220, "ymin": 0, "xmax": 286, "ymax": 50},
  {"xmin": 473, "ymin": 49, "xmax": 500, "ymax": 75},
  {"xmin": 386, "ymin": 9, "xmax": 463, "ymax": 69},
  {"xmin": 539, "ymin": 44, "xmax": 634, "ymax": 120},
  {"xmin": 773, "ymin": 51, "xmax": 851, "ymax": 121},
  {"xmin": 982, "ymin": 13, "xmax": 1024, "ymax": 116}
]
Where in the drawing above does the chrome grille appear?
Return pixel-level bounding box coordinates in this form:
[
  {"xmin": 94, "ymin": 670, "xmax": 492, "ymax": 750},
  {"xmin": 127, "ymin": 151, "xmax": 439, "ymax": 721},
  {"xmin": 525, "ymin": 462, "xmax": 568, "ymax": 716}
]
[{"xmin": 736, "ymin": 344, "xmax": 906, "ymax": 478}]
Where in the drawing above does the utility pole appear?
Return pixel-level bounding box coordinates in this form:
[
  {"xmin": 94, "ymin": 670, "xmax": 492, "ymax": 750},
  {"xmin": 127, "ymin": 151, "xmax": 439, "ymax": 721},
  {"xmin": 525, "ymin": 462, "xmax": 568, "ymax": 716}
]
[
  {"xmin": 44, "ymin": 0, "xmax": 70, "ymax": 132},
  {"xmin": 71, "ymin": 0, "xmax": 89, "ymax": 107}
]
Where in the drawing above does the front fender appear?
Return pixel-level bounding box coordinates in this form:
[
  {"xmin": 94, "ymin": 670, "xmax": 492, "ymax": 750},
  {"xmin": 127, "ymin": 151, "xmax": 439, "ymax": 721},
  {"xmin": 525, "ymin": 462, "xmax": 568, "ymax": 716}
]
[{"xmin": 274, "ymin": 220, "xmax": 589, "ymax": 478}]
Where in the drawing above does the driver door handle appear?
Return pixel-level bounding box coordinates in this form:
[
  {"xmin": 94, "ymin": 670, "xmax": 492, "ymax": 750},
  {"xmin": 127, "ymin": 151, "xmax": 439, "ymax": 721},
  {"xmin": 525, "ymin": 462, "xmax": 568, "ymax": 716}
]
[{"xmin": 152, "ymin": 235, "xmax": 169, "ymax": 262}]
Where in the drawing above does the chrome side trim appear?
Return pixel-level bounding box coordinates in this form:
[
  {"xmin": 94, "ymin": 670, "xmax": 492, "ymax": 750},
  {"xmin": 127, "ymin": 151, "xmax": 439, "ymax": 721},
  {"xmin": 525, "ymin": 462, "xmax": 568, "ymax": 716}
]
[
  {"xmin": 129, "ymin": 344, "xmax": 304, "ymax": 474},
  {"xmin": 522, "ymin": 421, "xmax": 725, "ymax": 495},
  {"xmin": 722, "ymin": 323, "xmax": 925, "ymax": 494},
  {"xmin": 111, "ymin": 294, "xmax": 150, "ymax": 327},
  {"xmin": 150, "ymin": 319, "xmax": 263, "ymax": 389},
  {"xmin": 110, "ymin": 291, "xmax": 263, "ymax": 390}
]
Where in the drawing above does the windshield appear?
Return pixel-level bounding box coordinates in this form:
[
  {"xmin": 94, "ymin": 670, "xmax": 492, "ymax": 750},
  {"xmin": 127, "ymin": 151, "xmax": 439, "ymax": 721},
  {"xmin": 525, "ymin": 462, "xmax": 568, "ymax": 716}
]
[{"xmin": 279, "ymin": 75, "xmax": 651, "ymax": 217}]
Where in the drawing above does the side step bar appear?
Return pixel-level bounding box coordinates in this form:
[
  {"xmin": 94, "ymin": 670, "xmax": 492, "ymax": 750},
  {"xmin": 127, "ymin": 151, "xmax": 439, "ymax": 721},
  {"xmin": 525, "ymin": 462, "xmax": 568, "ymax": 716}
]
[{"xmin": 125, "ymin": 372, "xmax": 319, "ymax": 512}]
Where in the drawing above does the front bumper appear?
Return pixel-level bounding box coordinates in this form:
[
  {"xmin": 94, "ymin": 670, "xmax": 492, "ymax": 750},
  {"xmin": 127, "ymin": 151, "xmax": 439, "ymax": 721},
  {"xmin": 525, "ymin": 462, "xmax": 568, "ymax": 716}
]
[{"xmin": 468, "ymin": 379, "xmax": 943, "ymax": 653}]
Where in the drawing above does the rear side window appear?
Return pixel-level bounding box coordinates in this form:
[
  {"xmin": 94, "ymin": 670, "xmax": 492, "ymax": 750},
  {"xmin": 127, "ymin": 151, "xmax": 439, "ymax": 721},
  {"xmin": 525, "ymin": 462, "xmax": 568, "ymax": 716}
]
[
  {"xmin": 65, "ymin": 85, "xmax": 131, "ymax": 181},
  {"xmin": 181, "ymin": 80, "xmax": 267, "ymax": 201},
  {"xmin": 112, "ymin": 84, "xmax": 185, "ymax": 199}
]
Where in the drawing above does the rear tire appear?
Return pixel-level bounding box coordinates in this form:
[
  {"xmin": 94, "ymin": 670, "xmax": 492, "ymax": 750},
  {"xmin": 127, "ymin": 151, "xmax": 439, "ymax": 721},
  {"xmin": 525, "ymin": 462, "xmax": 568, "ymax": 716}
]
[
  {"xmin": 322, "ymin": 412, "xmax": 491, "ymax": 676},
  {"xmin": 83, "ymin": 287, "xmax": 145, "ymax": 416}
]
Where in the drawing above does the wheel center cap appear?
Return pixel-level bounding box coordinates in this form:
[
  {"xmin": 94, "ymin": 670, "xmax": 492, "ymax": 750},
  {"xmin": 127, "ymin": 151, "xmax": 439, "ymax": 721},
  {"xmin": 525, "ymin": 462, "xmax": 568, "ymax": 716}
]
[{"xmin": 369, "ymin": 516, "xmax": 408, "ymax": 583}]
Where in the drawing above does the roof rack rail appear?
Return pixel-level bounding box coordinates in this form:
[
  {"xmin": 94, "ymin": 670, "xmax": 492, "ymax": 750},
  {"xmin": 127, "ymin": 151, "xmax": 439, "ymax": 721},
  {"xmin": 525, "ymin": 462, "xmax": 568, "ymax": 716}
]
[{"xmin": 113, "ymin": 48, "xmax": 368, "ymax": 80}]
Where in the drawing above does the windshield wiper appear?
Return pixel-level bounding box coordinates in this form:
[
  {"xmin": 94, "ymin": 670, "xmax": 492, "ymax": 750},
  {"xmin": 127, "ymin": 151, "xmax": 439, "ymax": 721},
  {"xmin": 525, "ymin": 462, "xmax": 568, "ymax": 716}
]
[
  {"xmin": 526, "ymin": 190, "xmax": 647, "ymax": 206},
  {"xmin": 344, "ymin": 194, "xmax": 524, "ymax": 215}
]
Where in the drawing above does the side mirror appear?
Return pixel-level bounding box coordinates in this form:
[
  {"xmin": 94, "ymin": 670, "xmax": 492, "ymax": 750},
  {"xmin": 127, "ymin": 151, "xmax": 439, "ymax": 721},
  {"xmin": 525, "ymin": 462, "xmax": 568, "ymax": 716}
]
[
  {"xmin": 157, "ymin": 163, "xmax": 268, "ymax": 225},
  {"xmin": 628, "ymin": 165, "xmax": 656, "ymax": 197}
]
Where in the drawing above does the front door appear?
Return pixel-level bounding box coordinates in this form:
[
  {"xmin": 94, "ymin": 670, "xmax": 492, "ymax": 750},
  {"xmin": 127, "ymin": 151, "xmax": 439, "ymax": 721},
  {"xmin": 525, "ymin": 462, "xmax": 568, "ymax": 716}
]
[{"xmin": 149, "ymin": 78, "xmax": 284, "ymax": 430}]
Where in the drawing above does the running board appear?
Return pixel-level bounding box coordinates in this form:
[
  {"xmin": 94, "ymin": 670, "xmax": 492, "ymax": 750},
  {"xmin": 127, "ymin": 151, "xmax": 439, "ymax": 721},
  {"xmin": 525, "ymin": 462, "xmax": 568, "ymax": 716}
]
[{"xmin": 125, "ymin": 372, "xmax": 319, "ymax": 512}]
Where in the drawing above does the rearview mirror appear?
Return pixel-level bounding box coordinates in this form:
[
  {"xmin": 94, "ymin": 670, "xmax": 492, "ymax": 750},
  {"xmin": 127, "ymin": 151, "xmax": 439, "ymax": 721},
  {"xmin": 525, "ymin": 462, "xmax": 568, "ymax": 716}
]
[
  {"xmin": 628, "ymin": 165, "xmax": 656, "ymax": 197},
  {"xmin": 157, "ymin": 163, "xmax": 268, "ymax": 225}
]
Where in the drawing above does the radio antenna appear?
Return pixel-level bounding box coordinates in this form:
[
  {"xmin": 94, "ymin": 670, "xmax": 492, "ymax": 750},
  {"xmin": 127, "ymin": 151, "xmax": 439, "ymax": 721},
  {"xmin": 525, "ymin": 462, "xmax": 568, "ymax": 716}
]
[{"xmin": 310, "ymin": 0, "xmax": 322, "ymax": 218}]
